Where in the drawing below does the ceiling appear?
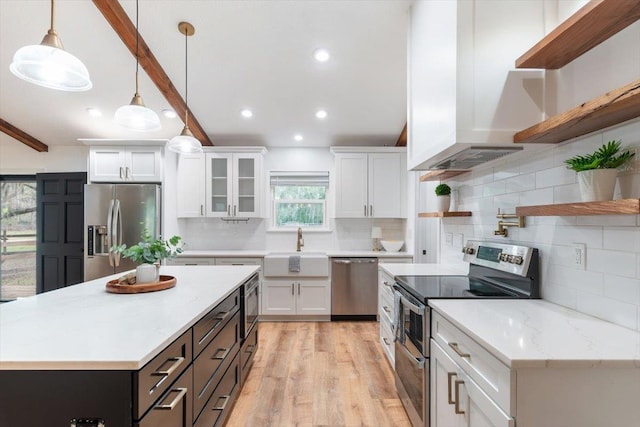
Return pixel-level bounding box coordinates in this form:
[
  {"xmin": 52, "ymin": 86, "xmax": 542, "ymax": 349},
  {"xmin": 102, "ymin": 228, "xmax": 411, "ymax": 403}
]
[{"xmin": 0, "ymin": 0, "xmax": 409, "ymax": 150}]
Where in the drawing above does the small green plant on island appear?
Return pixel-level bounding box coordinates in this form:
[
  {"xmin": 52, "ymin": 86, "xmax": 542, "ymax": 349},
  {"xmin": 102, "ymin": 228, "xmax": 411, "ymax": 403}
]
[
  {"xmin": 435, "ymin": 183, "xmax": 451, "ymax": 196},
  {"xmin": 564, "ymin": 140, "xmax": 635, "ymax": 172},
  {"xmin": 112, "ymin": 229, "xmax": 183, "ymax": 264}
]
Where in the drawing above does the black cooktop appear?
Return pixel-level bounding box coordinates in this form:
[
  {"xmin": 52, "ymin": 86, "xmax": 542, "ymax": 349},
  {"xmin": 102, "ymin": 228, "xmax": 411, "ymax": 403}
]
[{"xmin": 394, "ymin": 274, "xmax": 530, "ymax": 304}]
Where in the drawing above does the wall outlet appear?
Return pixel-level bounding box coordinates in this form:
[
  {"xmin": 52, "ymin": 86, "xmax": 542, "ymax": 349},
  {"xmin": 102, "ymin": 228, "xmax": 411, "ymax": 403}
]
[
  {"xmin": 572, "ymin": 243, "xmax": 586, "ymax": 270},
  {"xmin": 445, "ymin": 232, "xmax": 453, "ymax": 246}
]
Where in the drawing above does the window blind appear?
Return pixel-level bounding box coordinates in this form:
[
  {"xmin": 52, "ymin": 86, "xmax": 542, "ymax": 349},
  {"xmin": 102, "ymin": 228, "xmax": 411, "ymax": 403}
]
[{"xmin": 269, "ymin": 171, "xmax": 329, "ymax": 187}]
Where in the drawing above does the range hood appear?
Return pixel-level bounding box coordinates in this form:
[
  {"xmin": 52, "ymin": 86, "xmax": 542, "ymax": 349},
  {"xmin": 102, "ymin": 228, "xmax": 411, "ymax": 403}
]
[{"xmin": 426, "ymin": 146, "xmax": 523, "ymax": 170}]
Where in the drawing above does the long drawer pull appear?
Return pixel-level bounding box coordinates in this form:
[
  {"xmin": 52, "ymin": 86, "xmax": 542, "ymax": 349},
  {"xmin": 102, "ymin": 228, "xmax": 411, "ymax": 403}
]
[
  {"xmin": 382, "ymin": 305, "xmax": 391, "ymax": 313},
  {"xmin": 212, "ymin": 395, "xmax": 231, "ymax": 411},
  {"xmin": 382, "ymin": 337, "xmax": 391, "ymax": 346},
  {"xmin": 447, "ymin": 372, "xmax": 457, "ymax": 404},
  {"xmin": 383, "ymin": 280, "xmax": 392, "ymax": 287},
  {"xmin": 245, "ymin": 344, "xmax": 256, "ymax": 352},
  {"xmin": 198, "ymin": 310, "xmax": 232, "ymax": 345},
  {"xmin": 152, "ymin": 356, "xmax": 185, "ymax": 377},
  {"xmin": 454, "ymin": 380, "xmax": 465, "ymax": 414},
  {"xmin": 212, "ymin": 347, "xmax": 231, "ymax": 360},
  {"xmin": 156, "ymin": 387, "xmax": 187, "ymax": 410},
  {"xmin": 448, "ymin": 342, "xmax": 471, "ymax": 358}
]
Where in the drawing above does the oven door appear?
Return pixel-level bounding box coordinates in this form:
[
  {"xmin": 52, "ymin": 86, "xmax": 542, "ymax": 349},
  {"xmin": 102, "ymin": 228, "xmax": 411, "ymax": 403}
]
[
  {"xmin": 244, "ymin": 275, "xmax": 259, "ymax": 338},
  {"xmin": 393, "ymin": 287, "xmax": 429, "ymax": 427}
]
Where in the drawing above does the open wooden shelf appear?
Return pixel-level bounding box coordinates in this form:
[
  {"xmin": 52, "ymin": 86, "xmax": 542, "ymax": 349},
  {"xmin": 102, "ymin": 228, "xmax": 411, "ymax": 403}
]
[
  {"xmin": 419, "ymin": 170, "xmax": 470, "ymax": 182},
  {"xmin": 516, "ymin": 0, "xmax": 640, "ymax": 69},
  {"xmin": 516, "ymin": 199, "xmax": 640, "ymax": 217},
  {"xmin": 513, "ymin": 79, "xmax": 640, "ymax": 144},
  {"xmin": 419, "ymin": 212, "xmax": 472, "ymax": 218}
]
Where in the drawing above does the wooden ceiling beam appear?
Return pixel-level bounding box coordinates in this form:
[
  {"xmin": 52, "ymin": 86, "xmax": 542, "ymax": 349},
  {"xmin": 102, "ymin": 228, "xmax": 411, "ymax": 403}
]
[
  {"xmin": 92, "ymin": 0, "xmax": 213, "ymax": 146},
  {"xmin": 396, "ymin": 122, "xmax": 407, "ymax": 146},
  {"xmin": 0, "ymin": 118, "xmax": 48, "ymax": 152}
]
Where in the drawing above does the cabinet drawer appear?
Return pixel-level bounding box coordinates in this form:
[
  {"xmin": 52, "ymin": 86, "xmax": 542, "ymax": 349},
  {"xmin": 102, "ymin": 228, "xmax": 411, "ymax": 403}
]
[
  {"xmin": 379, "ymin": 286, "xmax": 394, "ymax": 323},
  {"xmin": 136, "ymin": 365, "xmax": 193, "ymax": 427},
  {"xmin": 379, "ymin": 318, "xmax": 395, "ymax": 365},
  {"xmin": 240, "ymin": 322, "xmax": 259, "ymax": 386},
  {"xmin": 193, "ymin": 311, "xmax": 240, "ymax": 419},
  {"xmin": 194, "ymin": 351, "xmax": 241, "ymax": 427},
  {"xmin": 193, "ymin": 289, "xmax": 240, "ymax": 357},
  {"xmin": 432, "ymin": 312, "xmax": 512, "ymax": 414},
  {"xmin": 134, "ymin": 329, "xmax": 192, "ymax": 420}
]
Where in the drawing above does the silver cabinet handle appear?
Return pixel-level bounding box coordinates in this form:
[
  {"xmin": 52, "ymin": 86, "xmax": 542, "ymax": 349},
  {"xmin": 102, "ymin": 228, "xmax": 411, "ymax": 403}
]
[
  {"xmin": 119, "ymin": 167, "xmax": 124, "ymax": 180},
  {"xmin": 227, "ymin": 205, "xmax": 231, "ymax": 216},
  {"xmin": 212, "ymin": 347, "xmax": 231, "ymax": 360},
  {"xmin": 125, "ymin": 167, "xmax": 131, "ymax": 180},
  {"xmin": 370, "ymin": 205, "xmax": 373, "ymax": 216},
  {"xmin": 152, "ymin": 356, "xmax": 185, "ymax": 377},
  {"xmin": 156, "ymin": 387, "xmax": 187, "ymax": 410},
  {"xmin": 233, "ymin": 205, "xmax": 237, "ymax": 216},
  {"xmin": 448, "ymin": 342, "xmax": 471, "ymax": 358},
  {"xmin": 107, "ymin": 199, "xmax": 115, "ymax": 267},
  {"xmin": 383, "ymin": 280, "xmax": 392, "ymax": 287},
  {"xmin": 113, "ymin": 199, "xmax": 122, "ymax": 267},
  {"xmin": 447, "ymin": 372, "xmax": 457, "ymax": 404},
  {"xmin": 201, "ymin": 205, "xmax": 204, "ymax": 216},
  {"xmin": 291, "ymin": 283, "xmax": 294, "ymax": 295},
  {"xmin": 197, "ymin": 311, "xmax": 231, "ymax": 345},
  {"xmin": 454, "ymin": 380, "xmax": 465, "ymax": 414},
  {"xmin": 298, "ymin": 282, "xmax": 300, "ymax": 295},
  {"xmin": 382, "ymin": 306, "xmax": 391, "ymax": 313},
  {"xmin": 364, "ymin": 205, "xmax": 367, "ymax": 216},
  {"xmin": 212, "ymin": 395, "xmax": 231, "ymax": 411}
]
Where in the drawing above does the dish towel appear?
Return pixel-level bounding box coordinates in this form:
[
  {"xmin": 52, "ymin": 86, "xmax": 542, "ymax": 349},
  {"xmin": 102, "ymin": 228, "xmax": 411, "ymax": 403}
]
[
  {"xmin": 288, "ymin": 256, "xmax": 301, "ymax": 273},
  {"xmin": 393, "ymin": 290, "xmax": 402, "ymax": 342}
]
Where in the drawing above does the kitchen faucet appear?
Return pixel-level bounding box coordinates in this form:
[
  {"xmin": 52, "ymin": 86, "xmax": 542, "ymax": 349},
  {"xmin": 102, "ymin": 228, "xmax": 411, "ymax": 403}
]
[{"xmin": 296, "ymin": 227, "xmax": 304, "ymax": 252}]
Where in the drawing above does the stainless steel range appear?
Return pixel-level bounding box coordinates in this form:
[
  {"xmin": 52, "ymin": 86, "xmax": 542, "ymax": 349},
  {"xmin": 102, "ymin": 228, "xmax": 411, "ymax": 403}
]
[{"xmin": 393, "ymin": 241, "xmax": 540, "ymax": 427}]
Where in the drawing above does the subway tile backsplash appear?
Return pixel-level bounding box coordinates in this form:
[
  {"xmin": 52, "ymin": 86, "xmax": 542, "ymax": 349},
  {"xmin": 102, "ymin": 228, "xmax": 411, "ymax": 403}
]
[{"xmin": 439, "ymin": 118, "xmax": 640, "ymax": 331}]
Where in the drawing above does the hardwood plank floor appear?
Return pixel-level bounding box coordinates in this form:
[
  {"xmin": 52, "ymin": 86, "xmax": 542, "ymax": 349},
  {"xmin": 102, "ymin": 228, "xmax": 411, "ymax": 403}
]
[{"xmin": 227, "ymin": 321, "xmax": 412, "ymax": 427}]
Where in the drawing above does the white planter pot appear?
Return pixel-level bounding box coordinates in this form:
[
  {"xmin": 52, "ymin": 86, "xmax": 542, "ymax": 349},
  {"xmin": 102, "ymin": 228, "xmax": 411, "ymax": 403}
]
[
  {"xmin": 436, "ymin": 195, "xmax": 451, "ymax": 212},
  {"xmin": 136, "ymin": 263, "xmax": 159, "ymax": 284},
  {"xmin": 577, "ymin": 169, "xmax": 618, "ymax": 202}
]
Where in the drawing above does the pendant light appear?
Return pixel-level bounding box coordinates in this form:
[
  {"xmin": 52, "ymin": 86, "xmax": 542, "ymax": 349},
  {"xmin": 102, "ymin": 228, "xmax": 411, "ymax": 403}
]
[
  {"xmin": 167, "ymin": 22, "xmax": 203, "ymax": 154},
  {"xmin": 114, "ymin": 0, "xmax": 161, "ymax": 132},
  {"xmin": 10, "ymin": 0, "xmax": 92, "ymax": 91}
]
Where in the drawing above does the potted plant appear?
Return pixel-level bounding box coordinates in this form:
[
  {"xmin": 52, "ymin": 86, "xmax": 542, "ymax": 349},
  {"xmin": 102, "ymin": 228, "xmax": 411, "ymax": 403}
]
[
  {"xmin": 565, "ymin": 140, "xmax": 635, "ymax": 202},
  {"xmin": 435, "ymin": 183, "xmax": 451, "ymax": 212},
  {"xmin": 112, "ymin": 229, "xmax": 183, "ymax": 284}
]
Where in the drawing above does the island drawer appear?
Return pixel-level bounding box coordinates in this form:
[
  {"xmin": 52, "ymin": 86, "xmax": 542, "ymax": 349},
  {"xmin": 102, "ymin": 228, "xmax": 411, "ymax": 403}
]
[
  {"xmin": 240, "ymin": 322, "xmax": 259, "ymax": 386},
  {"xmin": 193, "ymin": 310, "xmax": 241, "ymax": 419},
  {"xmin": 134, "ymin": 328, "xmax": 193, "ymax": 420},
  {"xmin": 194, "ymin": 351, "xmax": 241, "ymax": 427},
  {"xmin": 136, "ymin": 365, "xmax": 193, "ymax": 427},
  {"xmin": 193, "ymin": 289, "xmax": 241, "ymax": 357},
  {"xmin": 432, "ymin": 312, "xmax": 512, "ymax": 414}
]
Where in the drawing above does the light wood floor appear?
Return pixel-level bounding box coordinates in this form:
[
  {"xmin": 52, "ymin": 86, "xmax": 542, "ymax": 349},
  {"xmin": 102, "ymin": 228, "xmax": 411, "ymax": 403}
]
[{"xmin": 227, "ymin": 321, "xmax": 411, "ymax": 427}]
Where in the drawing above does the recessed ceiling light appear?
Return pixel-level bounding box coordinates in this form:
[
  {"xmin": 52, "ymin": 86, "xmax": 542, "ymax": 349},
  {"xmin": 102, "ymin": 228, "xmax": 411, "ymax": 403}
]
[
  {"xmin": 86, "ymin": 107, "xmax": 102, "ymax": 118},
  {"xmin": 162, "ymin": 109, "xmax": 177, "ymax": 119},
  {"xmin": 313, "ymin": 48, "xmax": 330, "ymax": 62},
  {"xmin": 241, "ymin": 109, "xmax": 253, "ymax": 118},
  {"xmin": 315, "ymin": 109, "xmax": 328, "ymax": 119},
  {"xmin": 294, "ymin": 134, "xmax": 304, "ymax": 142}
]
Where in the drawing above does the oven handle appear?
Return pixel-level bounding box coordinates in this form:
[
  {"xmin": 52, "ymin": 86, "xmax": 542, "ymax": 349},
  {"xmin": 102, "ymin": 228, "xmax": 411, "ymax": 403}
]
[
  {"xmin": 399, "ymin": 293, "xmax": 425, "ymax": 316},
  {"xmin": 398, "ymin": 340, "xmax": 425, "ymax": 369}
]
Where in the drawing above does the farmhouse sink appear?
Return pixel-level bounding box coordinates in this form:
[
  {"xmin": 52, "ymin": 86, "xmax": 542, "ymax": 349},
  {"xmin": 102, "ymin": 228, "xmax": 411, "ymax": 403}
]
[{"xmin": 263, "ymin": 252, "xmax": 329, "ymax": 277}]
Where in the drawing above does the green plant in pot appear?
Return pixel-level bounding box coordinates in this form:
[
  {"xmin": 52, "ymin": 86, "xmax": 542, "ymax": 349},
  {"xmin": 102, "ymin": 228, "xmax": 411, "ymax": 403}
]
[
  {"xmin": 112, "ymin": 229, "xmax": 183, "ymax": 284},
  {"xmin": 565, "ymin": 140, "xmax": 635, "ymax": 202},
  {"xmin": 435, "ymin": 183, "xmax": 452, "ymax": 212}
]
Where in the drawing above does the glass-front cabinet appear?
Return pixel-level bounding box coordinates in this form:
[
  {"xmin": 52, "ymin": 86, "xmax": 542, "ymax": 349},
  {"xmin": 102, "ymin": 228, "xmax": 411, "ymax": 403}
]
[{"xmin": 205, "ymin": 153, "xmax": 261, "ymax": 218}]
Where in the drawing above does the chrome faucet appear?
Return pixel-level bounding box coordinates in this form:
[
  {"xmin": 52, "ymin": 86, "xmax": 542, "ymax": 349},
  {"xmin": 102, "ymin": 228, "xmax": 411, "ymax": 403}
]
[{"xmin": 296, "ymin": 227, "xmax": 304, "ymax": 252}]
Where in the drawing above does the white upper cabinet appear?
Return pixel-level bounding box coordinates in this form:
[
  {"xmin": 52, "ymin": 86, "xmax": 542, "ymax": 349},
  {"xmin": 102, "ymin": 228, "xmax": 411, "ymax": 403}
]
[
  {"xmin": 407, "ymin": 0, "xmax": 546, "ymax": 170},
  {"xmin": 176, "ymin": 153, "xmax": 206, "ymax": 218},
  {"xmin": 89, "ymin": 146, "xmax": 163, "ymax": 183},
  {"xmin": 333, "ymin": 148, "xmax": 407, "ymax": 218}
]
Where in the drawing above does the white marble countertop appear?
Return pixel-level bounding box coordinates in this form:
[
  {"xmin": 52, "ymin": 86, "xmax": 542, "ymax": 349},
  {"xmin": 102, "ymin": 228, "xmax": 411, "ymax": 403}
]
[
  {"xmin": 178, "ymin": 250, "xmax": 413, "ymax": 258},
  {"xmin": 0, "ymin": 265, "xmax": 259, "ymax": 371},
  {"xmin": 429, "ymin": 299, "xmax": 640, "ymax": 369},
  {"xmin": 179, "ymin": 250, "xmax": 268, "ymax": 257},
  {"xmin": 379, "ymin": 263, "xmax": 468, "ymax": 276}
]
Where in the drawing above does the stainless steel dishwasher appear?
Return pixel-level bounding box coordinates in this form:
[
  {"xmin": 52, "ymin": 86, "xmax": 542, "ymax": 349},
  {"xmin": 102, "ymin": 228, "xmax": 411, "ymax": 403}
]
[{"xmin": 331, "ymin": 257, "xmax": 378, "ymax": 320}]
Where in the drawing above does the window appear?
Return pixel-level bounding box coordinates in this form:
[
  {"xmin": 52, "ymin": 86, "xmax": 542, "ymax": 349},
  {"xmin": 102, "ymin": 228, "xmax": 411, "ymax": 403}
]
[{"xmin": 270, "ymin": 172, "xmax": 329, "ymax": 229}]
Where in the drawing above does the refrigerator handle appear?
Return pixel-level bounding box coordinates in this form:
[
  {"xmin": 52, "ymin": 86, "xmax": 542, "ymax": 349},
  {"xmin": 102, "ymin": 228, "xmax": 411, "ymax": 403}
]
[
  {"xmin": 107, "ymin": 199, "xmax": 115, "ymax": 267},
  {"xmin": 114, "ymin": 199, "xmax": 122, "ymax": 267}
]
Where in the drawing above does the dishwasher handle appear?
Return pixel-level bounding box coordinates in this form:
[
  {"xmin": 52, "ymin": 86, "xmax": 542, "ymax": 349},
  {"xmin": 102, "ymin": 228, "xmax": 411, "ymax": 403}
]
[{"xmin": 332, "ymin": 258, "xmax": 377, "ymax": 264}]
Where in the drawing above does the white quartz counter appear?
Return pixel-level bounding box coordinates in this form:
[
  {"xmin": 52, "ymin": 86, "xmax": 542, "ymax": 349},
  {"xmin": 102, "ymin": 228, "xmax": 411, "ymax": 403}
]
[
  {"xmin": 178, "ymin": 250, "xmax": 413, "ymax": 258},
  {"xmin": 178, "ymin": 250, "xmax": 268, "ymax": 257},
  {"xmin": 0, "ymin": 265, "xmax": 259, "ymax": 371},
  {"xmin": 379, "ymin": 263, "xmax": 468, "ymax": 276},
  {"xmin": 429, "ymin": 299, "xmax": 640, "ymax": 369}
]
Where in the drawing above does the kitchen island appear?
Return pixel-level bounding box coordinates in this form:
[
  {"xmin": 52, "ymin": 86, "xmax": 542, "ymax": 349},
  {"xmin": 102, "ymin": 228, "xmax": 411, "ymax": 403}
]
[{"xmin": 0, "ymin": 265, "xmax": 259, "ymax": 427}]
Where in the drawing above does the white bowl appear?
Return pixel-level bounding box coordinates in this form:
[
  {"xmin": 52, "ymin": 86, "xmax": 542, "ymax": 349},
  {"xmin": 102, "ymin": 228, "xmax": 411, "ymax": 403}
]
[{"xmin": 380, "ymin": 240, "xmax": 404, "ymax": 252}]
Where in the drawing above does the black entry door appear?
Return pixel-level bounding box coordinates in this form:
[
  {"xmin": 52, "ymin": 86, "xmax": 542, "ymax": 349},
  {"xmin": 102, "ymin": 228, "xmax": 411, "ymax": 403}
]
[{"xmin": 36, "ymin": 172, "xmax": 86, "ymax": 293}]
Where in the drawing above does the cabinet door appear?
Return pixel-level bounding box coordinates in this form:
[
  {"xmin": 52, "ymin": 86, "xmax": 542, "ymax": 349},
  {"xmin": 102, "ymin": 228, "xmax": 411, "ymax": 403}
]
[
  {"xmin": 126, "ymin": 147, "xmax": 162, "ymax": 182},
  {"xmin": 297, "ymin": 280, "xmax": 330, "ymax": 315},
  {"xmin": 368, "ymin": 153, "xmax": 405, "ymax": 218},
  {"xmin": 261, "ymin": 280, "xmax": 296, "ymax": 315},
  {"xmin": 431, "ymin": 340, "xmax": 465, "ymax": 427},
  {"xmin": 233, "ymin": 154, "xmax": 261, "ymax": 218},
  {"xmin": 89, "ymin": 147, "xmax": 127, "ymax": 182},
  {"xmin": 177, "ymin": 154, "xmax": 205, "ymax": 217},
  {"xmin": 205, "ymin": 153, "xmax": 233, "ymax": 217},
  {"xmin": 458, "ymin": 370, "xmax": 514, "ymax": 427},
  {"xmin": 334, "ymin": 153, "xmax": 368, "ymax": 217}
]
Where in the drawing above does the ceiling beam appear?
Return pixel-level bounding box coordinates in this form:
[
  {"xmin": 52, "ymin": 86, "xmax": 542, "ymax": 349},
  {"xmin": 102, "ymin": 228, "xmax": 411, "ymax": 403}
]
[
  {"xmin": 92, "ymin": 0, "xmax": 213, "ymax": 146},
  {"xmin": 0, "ymin": 118, "xmax": 48, "ymax": 152},
  {"xmin": 396, "ymin": 123, "xmax": 407, "ymax": 146}
]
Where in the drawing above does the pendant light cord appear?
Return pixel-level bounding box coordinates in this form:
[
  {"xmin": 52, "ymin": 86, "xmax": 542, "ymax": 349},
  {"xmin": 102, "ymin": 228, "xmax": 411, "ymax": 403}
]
[
  {"xmin": 184, "ymin": 28, "xmax": 189, "ymax": 127},
  {"xmin": 135, "ymin": 0, "xmax": 140, "ymax": 95}
]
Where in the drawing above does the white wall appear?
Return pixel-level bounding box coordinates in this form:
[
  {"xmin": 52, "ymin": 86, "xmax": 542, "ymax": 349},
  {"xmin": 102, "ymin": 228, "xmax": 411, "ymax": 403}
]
[{"xmin": 0, "ymin": 142, "xmax": 88, "ymax": 174}]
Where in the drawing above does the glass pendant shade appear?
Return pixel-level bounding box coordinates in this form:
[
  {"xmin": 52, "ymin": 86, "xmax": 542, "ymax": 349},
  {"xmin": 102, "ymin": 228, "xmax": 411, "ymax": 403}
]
[
  {"xmin": 167, "ymin": 126, "xmax": 203, "ymax": 154},
  {"xmin": 10, "ymin": 31, "xmax": 92, "ymax": 92},
  {"xmin": 114, "ymin": 93, "xmax": 161, "ymax": 132}
]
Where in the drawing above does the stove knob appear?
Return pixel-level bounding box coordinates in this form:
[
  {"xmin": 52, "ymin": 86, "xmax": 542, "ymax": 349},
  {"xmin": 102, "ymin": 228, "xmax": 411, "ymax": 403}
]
[
  {"xmin": 461, "ymin": 247, "xmax": 467, "ymax": 254},
  {"xmin": 507, "ymin": 255, "xmax": 516, "ymax": 264},
  {"xmin": 466, "ymin": 247, "xmax": 475, "ymax": 255},
  {"xmin": 514, "ymin": 256, "xmax": 524, "ymax": 265},
  {"xmin": 499, "ymin": 254, "xmax": 508, "ymax": 262}
]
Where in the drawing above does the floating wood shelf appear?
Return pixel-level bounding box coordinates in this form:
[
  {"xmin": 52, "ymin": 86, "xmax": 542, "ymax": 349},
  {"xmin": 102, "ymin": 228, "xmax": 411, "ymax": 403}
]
[
  {"xmin": 419, "ymin": 170, "xmax": 470, "ymax": 182},
  {"xmin": 513, "ymin": 79, "xmax": 640, "ymax": 144},
  {"xmin": 419, "ymin": 212, "xmax": 472, "ymax": 218},
  {"xmin": 516, "ymin": 199, "xmax": 640, "ymax": 217},
  {"xmin": 516, "ymin": 0, "xmax": 640, "ymax": 69}
]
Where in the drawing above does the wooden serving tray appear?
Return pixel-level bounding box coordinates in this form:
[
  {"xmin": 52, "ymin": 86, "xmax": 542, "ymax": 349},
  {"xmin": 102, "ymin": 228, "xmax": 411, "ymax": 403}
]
[{"xmin": 106, "ymin": 275, "xmax": 177, "ymax": 294}]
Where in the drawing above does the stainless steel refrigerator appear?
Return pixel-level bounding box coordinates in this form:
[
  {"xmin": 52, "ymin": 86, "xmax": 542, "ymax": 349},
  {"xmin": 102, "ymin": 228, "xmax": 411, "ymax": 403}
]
[{"xmin": 84, "ymin": 183, "xmax": 161, "ymax": 281}]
